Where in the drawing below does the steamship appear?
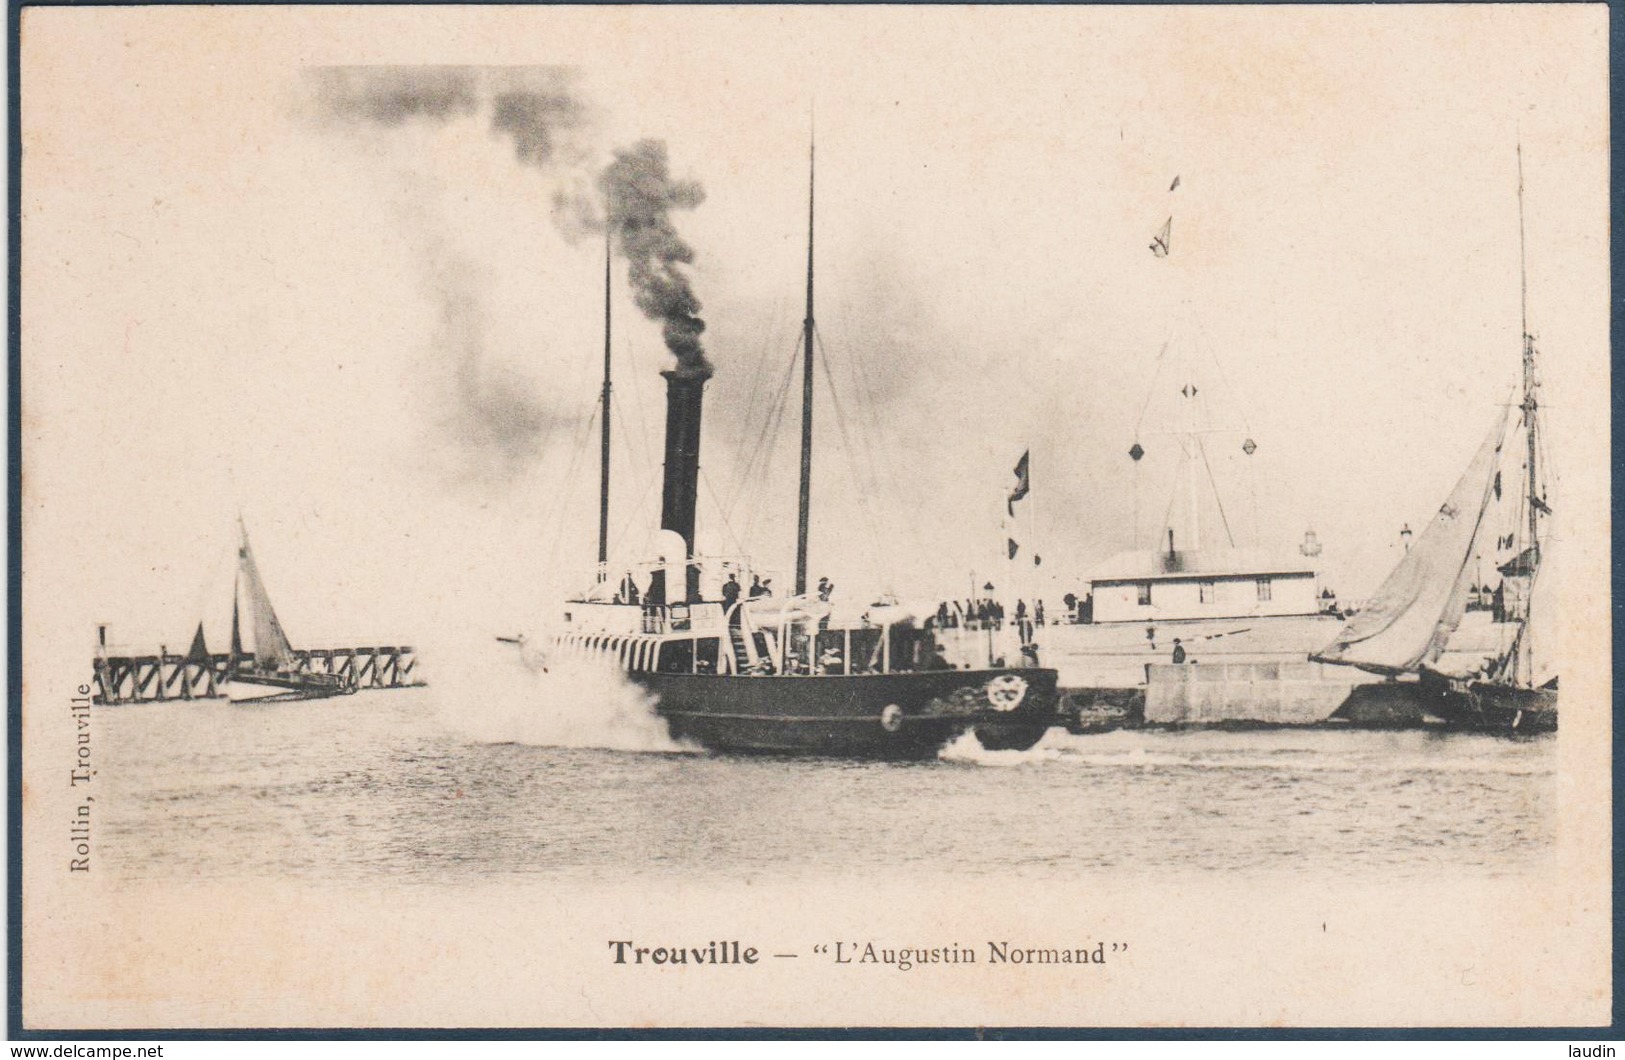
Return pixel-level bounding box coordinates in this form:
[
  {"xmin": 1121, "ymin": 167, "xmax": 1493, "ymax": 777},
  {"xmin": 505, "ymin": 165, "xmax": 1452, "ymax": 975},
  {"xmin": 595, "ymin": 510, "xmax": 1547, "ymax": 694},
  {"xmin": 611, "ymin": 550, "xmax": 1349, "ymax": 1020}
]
[{"xmin": 530, "ymin": 146, "xmax": 1061, "ymax": 758}]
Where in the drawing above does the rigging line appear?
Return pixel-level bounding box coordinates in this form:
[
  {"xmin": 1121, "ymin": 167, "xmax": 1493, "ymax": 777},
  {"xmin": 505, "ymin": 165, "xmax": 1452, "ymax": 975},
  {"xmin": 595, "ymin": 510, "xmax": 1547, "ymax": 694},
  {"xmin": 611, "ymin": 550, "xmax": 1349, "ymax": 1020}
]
[
  {"xmin": 1530, "ymin": 393, "xmax": 1556, "ymax": 505},
  {"xmin": 618, "ymin": 335, "xmax": 655, "ymax": 480},
  {"xmin": 542, "ymin": 403, "xmax": 603, "ymax": 574},
  {"xmin": 825, "ymin": 319, "xmax": 900, "ymax": 555},
  {"xmin": 610, "ymin": 393, "xmax": 660, "ymax": 558},
  {"xmin": 835, "ymin": 334, "xmax": 917, "ymax": 578},
  {"xmin": 606, "ymin": 470, "xmax": 661, "ymax": 560},
  {"xmin": 813, "ymin": 326, "xmax": 887, "ymax": 569},
  {"xmin": 699, "ymin": 466, "xmax": 746, "ymax": 557},
  {"xmin": 846, "ymin": 325, "xmax": 902, "ymax": 501},
  {"xmin": 741, "ymin": 366, "xmax": 798, "ymax": 550},
  {"xmin": 737, "ymin": 368, "xmax": 790, "ymax": 549},
  {"xmin": 820, "ymin": 313, "xmax": 890, "ymax": 554},
  {"xmin": 1132, "ymin": 340, "xmax": 1173, "ymax": 437},
  {"xmin": 725, "ymin": 371, "xmax": 788, "ymax": 535},
  {"xmin": 829, "ymin": 296, "xmax": 928, "ymax": 568},
  {"xmin": 718, "ymin": 308, "xmax": 778, "ymax": 511},
  {"xmin": 819, "ymin": 323, "xmax": 886, "ymax": 512},
  {"xmin": 726, "ymin": 338, "xmax": 800, "ymax": 526},
  {"xmin": 733, "ymin": 303, "xmax": 794, "ymax": 499},
  {"xmin": 1196, "ymin": 435, "xmax": 1236, "ymax": 548},
  {"xmin": 611, "ymin": 389, "xmax": 644, "ymax": 490},
  {"xmin": 732, "ymin": 297, "xmax": 787, "ymax": 464},
  {"xmin": 725, "ymin": 329, "xmax": 795, "ymax": 511},
  {"xmin": 1193, "ymin": 317, "xmax": 1255, "ymax": 435}
]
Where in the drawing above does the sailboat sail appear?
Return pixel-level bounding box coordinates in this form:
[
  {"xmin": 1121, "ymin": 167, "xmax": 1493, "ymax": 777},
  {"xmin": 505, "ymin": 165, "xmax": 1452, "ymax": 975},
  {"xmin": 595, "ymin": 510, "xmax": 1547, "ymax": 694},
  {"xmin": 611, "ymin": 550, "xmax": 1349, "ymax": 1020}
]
[
  {"xmin": 1315, "ymin": 406, "xmax": 1510, "ymax": 675},
  {"xmin": 184, "ymin": 622, "xmax": 211, "ymax": 666},
  {"xmin": 1490, "ymin": 521, "xmax": 1556, "ymax": 687},
  {"xmin": 1523, "ymin": 538, "xmax": 1557, "ymax": 687},
  {"xmin": 237, "ymin": 530, "xmax": 294, "ymax": 671}
]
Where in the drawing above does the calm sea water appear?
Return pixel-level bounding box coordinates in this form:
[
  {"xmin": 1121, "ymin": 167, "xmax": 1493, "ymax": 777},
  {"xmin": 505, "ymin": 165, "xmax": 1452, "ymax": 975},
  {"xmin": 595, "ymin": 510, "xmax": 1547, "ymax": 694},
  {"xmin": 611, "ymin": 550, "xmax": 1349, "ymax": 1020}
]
[{"xmin": 92, "ymin": 687, "xmax": 1554, "ymax": 885}]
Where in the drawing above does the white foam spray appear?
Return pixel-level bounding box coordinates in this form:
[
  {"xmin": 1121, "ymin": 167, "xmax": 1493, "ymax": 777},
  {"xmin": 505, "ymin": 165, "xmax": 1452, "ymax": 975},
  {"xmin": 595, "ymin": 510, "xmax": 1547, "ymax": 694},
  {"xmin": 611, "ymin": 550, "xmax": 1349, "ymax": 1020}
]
[
  {"xmin": 423, "ymin": 629, "xmax": 694, "ymax": 753},
  {"xmin": 938, "ymin": 729, "xmax": 1065, "ymax": 767}
]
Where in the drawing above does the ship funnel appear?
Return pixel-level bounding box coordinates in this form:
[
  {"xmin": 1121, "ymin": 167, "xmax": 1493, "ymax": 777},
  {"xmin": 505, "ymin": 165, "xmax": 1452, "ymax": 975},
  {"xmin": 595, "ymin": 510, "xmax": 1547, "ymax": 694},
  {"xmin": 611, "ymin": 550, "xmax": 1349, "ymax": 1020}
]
[{"xmin": 659, "ymin": 364, "xmax": 711, "ymax": 602}]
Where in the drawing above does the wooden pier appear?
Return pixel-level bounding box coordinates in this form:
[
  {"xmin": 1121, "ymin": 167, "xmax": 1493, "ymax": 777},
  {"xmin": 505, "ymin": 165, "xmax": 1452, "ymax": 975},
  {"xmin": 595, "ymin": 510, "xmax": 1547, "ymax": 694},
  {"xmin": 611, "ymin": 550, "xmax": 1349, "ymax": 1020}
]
[{"xmin": 92, "ymin": 644, "xmax": 422, "ymax": 705}]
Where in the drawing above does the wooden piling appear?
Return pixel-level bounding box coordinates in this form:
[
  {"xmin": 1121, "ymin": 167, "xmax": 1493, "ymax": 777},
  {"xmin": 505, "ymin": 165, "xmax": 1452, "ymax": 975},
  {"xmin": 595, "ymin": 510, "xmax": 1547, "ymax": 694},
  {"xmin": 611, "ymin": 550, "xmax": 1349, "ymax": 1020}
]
[{"xmin": 90, "ymin": 645, "xmax": 423, "ymax": 705}]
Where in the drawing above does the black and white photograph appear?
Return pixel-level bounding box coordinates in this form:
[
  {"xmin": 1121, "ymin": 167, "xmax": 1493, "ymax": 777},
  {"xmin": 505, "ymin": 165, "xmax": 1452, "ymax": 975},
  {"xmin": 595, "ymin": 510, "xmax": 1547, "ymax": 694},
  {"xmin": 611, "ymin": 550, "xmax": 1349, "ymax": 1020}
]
[{"xmin": 13, "ymin": 3, "xmax": 1611, "ymax": 1031}]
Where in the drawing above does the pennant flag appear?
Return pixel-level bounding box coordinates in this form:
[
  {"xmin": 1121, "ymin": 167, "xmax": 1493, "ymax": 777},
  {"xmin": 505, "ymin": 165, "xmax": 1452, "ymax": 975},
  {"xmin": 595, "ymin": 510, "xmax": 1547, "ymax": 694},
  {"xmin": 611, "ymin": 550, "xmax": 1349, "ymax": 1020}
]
[
  {"xmin": 1008, "ymin": 538, "xmax": 1020, "ymax": 561},
  {"xmin": 1007, "ymin": 450, "xmax": 1031, "ymax": 516},
  {"xmin": 1149, "ymin": 217, "xmax": 1172, "ymax": 258}
]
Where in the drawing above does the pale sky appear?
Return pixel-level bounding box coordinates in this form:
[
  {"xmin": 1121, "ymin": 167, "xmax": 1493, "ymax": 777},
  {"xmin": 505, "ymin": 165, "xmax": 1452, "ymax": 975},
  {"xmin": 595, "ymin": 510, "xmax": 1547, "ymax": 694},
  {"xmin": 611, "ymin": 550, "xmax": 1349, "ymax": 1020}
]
[{"xmin": 21, "ymin": 5, "xmax": 1609, "ymax": 660}]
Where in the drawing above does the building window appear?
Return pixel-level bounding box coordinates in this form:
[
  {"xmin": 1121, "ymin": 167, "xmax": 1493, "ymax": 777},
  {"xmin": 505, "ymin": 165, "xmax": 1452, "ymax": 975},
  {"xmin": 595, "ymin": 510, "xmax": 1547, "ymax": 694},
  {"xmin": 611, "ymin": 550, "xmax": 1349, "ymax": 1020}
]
[
  {"xmin": 1256, "ymin": 577, "xmax": 1273, "ymax": 602},
  {"xmin": 1136, "ymin": 583, "xmax": 1152, "ymax": 606},
  {"xmin": 1199, "ymin": 581, "xmax": 1216, "ymax": 604}
]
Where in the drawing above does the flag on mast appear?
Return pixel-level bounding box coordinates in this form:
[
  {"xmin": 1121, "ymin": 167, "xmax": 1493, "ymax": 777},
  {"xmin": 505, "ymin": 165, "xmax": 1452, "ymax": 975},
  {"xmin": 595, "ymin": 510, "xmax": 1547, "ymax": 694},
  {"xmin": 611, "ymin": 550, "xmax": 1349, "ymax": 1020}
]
[
  {"xmin": 1149, "ymin": 217, "xmax": 1172, "ymax": 258},
  {"xmin": 1007, "ymin": 450, "xmax": 1031, "ymax": 516}
]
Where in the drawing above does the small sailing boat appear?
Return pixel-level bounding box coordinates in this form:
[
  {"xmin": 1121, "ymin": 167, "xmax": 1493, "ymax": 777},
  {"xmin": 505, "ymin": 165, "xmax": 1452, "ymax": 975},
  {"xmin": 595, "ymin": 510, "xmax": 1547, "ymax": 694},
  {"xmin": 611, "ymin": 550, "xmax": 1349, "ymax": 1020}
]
[
  {"xmin": 224, "ymin": 520, "xmax": 357, "ymax": 704},
  {"xmin": 1314, "ymin": 149, "xmax": 1557, "ymax": 734}
]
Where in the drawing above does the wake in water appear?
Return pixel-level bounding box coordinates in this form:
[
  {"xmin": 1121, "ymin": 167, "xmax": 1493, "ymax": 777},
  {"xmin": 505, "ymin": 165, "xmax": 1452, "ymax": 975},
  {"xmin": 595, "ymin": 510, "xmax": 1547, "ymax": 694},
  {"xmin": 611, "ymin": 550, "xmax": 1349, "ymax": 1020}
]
[
  {"xmin": 938, "ymin": 729, "xmax": 1066, "ymax": 767},
  {"xmin": 940, "ymin": 725, "xmax": 1553, "ymax": 775},
  {"xmin": 422, "ymin": 631, "xmax": 694, "ymax": 753}
]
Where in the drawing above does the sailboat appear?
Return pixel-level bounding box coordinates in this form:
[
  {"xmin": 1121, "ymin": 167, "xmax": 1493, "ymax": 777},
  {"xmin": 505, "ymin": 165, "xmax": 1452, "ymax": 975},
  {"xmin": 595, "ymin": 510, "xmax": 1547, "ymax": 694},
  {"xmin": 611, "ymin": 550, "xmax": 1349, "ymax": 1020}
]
[
  {"xmin": 1313, "ymin": 149, "xmax": 1557, "ymax": 735},
  {"xmin": 535, "ymin": 144, "xmax": 1061, "ymax": 757},
  {"xmin": 223, "ymin": 521, "xmax": 358, "ymax": 704}
]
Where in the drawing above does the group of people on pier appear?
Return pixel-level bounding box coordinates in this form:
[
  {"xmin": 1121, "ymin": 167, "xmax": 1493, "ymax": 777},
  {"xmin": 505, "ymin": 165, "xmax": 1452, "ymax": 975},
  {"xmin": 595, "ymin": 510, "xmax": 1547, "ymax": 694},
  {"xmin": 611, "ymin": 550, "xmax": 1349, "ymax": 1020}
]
[{"xmin": 927, "ymin": 597, "xmax": 1046, "ymax": 635}]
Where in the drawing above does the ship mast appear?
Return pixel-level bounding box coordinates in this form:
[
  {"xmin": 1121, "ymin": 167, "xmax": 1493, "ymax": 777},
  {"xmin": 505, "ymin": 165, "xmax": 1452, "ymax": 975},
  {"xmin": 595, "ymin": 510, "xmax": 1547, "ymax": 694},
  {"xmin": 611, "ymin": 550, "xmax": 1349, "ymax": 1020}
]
[
  {"xmin": 795, "ymin": 137, "xmax": 816, "ymax": 597},
  {"xmin": 1517, "ymin": 143, "xmax": 1539, "ymax": 687},
  {"xmin": 597, "ymin": 228, "xmax": 614, "ymax": 577}
]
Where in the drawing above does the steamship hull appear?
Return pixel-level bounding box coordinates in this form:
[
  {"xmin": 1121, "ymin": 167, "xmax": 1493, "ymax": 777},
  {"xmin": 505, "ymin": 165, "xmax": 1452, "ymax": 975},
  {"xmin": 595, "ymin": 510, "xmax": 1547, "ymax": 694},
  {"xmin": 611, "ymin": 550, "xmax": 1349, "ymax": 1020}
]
[{"xmin": 634, "ymin": 668, "xmax": 1060, "ymax": 758}]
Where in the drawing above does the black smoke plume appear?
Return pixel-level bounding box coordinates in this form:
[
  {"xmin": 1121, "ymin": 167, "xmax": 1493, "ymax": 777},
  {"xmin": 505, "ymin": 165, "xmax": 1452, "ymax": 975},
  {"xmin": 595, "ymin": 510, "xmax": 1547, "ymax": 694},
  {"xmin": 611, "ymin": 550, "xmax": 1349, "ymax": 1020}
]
[
  {"xmin": 311, "ymin": 67, "xmax": 480, "ymax": 126},
  {"xmin": 308, "ymin": 67, "xmax": 593, "ymax": 480},
  {"xmin": 490, "ymin": 87, "xmax": 585, "ymax": 167},
  {"xmin": 310, "ymin": 66, "xmax": 589, "ymax": 170},
  {"xmin": 598, "ymin": 140, "xmax": 709, "ymax": 377}
]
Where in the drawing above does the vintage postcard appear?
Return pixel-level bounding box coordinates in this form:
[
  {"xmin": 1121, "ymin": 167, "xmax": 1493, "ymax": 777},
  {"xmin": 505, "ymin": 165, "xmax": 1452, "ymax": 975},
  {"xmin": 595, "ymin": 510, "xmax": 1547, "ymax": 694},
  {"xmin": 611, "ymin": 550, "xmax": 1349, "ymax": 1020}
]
[{"xmin": 14, "ymin": 3, "xmax": 1611, "ymax": 1031}]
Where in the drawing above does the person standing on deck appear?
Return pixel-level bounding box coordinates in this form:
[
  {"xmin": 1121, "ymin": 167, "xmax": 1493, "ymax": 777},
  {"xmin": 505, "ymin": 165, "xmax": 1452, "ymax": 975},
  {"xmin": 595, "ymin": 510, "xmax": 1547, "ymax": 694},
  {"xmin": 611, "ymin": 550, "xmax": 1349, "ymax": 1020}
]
[
  {"xmin": 1171, "ymin": 638, "xmax": 1187, "ymax": 664},
  {"xmin": 722, "ymin": 573, "xmax": 742, "ymax": 626}
]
